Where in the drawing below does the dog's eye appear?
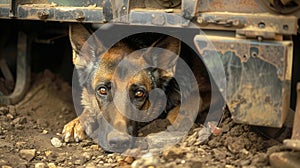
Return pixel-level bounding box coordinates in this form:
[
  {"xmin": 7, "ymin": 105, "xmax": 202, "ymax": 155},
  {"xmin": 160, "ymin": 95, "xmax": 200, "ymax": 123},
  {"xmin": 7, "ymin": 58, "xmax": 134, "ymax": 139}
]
[
  {"xmin": 97, "ymin": 86, "xmax": 108, "ymax": 95},
  {"xmin": 134, "ymin": 90, "xmax": 144, "ymax": 98}
]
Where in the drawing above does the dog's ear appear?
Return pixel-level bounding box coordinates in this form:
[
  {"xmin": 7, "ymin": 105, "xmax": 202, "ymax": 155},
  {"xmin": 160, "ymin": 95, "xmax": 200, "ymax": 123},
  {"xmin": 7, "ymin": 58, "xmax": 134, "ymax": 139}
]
[
  {"xmin": 69, "ymin": 24, "xmax": 104, "ymax": 86},
  {"xmin": 69, "ymin": 24, "xmax": 104, "ymax": 68},
  {"xmin": 143, "ymin": 36, "xmax": 181, "ymax": 77}
]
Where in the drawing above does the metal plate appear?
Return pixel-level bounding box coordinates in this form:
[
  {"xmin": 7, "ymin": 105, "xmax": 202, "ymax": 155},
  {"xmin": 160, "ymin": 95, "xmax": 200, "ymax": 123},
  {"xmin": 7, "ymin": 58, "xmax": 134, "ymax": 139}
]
[{"xmin": 194, "ymin": 34, "xmax": 293, "ymax": 127}]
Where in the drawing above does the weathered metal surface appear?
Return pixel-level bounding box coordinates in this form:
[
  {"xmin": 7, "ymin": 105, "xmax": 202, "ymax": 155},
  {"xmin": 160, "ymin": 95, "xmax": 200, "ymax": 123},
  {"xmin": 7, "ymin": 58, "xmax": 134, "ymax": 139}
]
[
  {"xmin": 182, "ymin": 0, "xmax": 199, "ymax": 19},
  {"xmin": 197, "ymin": 0, "xmax": 267, "ymax": 13},
  {"xmin": 49, "ymin": 0, "xmax": 103, "ymax": 7},
  {"xmin": 17, "ymin": 4, "xmax": 105, "ymax": 23},
  {"xmin": 0, "ymin": 4, "xmax": 9, "ymax": 17},
  {"xmin": 258, "ymin": 0, "xmax": 300, "ymax": 16},
  {"xmin": 197, "ymin": 12, "xmax": 298, "ymax": 37},
  {"xmin": 144, "ymin": 0, "xmax": 181, "ymax": 9},
  {"xmin": 194, "ymin": 35, "xmax": 293, "ymax": 127},
  {"xmin": 0, "ymin": 32, "xmax": 31, "ymax": 105},
  {"xmin": 129, "ymin": 9, "xmax": 190, "ymax": 27}
]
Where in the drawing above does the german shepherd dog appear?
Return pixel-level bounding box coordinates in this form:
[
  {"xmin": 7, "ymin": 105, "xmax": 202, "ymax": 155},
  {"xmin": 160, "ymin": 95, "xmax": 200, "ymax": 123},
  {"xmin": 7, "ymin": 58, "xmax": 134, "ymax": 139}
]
[{"xmin": 62, "ymin": 24, "xmax": 213, "ymax": 152}]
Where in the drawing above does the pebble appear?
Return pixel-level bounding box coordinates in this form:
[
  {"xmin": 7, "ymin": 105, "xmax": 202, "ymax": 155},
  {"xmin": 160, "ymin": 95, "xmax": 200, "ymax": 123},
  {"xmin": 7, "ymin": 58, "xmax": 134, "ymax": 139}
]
[
  {"xmin": 131, "ymin": 153, "xmax": 160, "ymax": 168},
  {"xmin": 2, "ymin": 166, "xmax": 13, "ymax": 168},
  {"xmin": 51, "ymin": 137, "xmax": 62, "ymax": 148},
  {"xmin": 42, "ymin": 130, "xmax": 48, "ymax": 134},
  {"xmin": 12, "ymin": 117, "xmax": 27, "ymax": 125},
  {"xmin": 8, "ymin": 105, "xmax": 17, "ymax": 117},
  {"xmin": 0, "ymin": 159, "xmax": 8, "ymax": 165},
  {"xmin": 45, "ymin": 150, "xmax": 52, "ymax": 157},
  {"xmin": 74, "ymin": 159, "xmax": 84, "ymax": 165},
  {"xmin": 85, "ymin": 162, "xmax": 97, "ymax": 168},
  {"xmin": 90, "ymin": 145, "xmax": 99, "ymax": 150},
  {"xmin": 15, "ymin": 141, "xmax": 26, "ymax": 148},
  {"xmin": 163, "ymin": 146, "xmax": 186, "ymax": 159},
  {"xmin": 6, "ymin": 114, "xmax": 14, "ymax": 120},
  {"xmin": 0, "ymin": 106, "xmax": 9, "ymax": 115},
  {"xmin": 47, "ymin": 163, "xmax": 56, "ymax": 168},
  {"xmin": 19, "ymin": 149, "xmax": 36, "ymax": 161},
  {"xmin": 35, "ymin": 162, "xmax": 45, "ymax": 168},
  {"xmin": 82, "ymin": 152, "xmax": 92, "ymax": 160}
]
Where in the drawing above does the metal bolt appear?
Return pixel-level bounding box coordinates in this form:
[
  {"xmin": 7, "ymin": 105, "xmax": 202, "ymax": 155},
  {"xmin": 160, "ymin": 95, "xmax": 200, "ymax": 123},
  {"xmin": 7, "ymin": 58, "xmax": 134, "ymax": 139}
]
[
  {"xmin": 38, "ymin": 9, "xmax": 49, "ymax": 20},
  {"xmin": 258, "ymin": 22, "xmax": 265, "ymax": 29},
  {"xmin": 257, "ymin": 36, "xmax": 263, "ymax": 41},
  {"xmin": 75, "ymin": 10, "xmax": 85, "ymax": 21},
  {"xmin": 151, "ymin": 13, "xmax": 165, "ymax": 25}
]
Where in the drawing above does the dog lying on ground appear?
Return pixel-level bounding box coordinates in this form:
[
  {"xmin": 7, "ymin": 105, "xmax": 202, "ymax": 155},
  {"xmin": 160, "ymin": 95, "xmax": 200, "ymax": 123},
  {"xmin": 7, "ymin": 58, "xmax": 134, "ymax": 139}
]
[{"xmin": 62, "ymin": 24, "xmax": 214, "ymax": 152}]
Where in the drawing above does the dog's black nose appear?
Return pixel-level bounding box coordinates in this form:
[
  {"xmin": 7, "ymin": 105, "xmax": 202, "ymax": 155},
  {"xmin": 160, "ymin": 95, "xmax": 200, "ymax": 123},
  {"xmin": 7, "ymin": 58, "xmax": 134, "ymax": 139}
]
[{"xmin": 107, "ymin": 131, "xmax": 131, "ymax": 152}]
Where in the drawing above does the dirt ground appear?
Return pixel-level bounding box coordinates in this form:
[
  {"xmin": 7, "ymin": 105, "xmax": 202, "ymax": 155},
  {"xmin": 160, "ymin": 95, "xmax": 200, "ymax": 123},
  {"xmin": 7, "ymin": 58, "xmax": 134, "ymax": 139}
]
[{"xmin": 0, "ymin": 70, "xmax": 287, "ymax": 168}]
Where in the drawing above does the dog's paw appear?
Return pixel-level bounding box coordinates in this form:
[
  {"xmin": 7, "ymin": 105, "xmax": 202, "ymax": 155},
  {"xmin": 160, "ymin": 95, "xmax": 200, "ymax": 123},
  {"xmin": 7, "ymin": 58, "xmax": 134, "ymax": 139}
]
[{"xmin": 62, "ymin": 117, "xmax": 86, "ymax": 142}]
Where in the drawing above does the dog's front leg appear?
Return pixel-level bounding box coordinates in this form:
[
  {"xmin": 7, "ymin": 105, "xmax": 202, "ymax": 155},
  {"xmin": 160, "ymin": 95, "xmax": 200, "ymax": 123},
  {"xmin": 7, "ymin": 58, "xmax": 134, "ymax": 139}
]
[{"xmin": 62, "ymin": 110, "xmax": 91, "ymax": 142}]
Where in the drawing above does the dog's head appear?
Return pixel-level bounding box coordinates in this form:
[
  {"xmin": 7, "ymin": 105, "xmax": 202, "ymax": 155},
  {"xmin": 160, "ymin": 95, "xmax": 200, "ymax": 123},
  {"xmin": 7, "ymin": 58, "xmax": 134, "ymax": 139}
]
[{"xmin": 69, "ymin": 24, "xmax": 181, "ymax": 152}]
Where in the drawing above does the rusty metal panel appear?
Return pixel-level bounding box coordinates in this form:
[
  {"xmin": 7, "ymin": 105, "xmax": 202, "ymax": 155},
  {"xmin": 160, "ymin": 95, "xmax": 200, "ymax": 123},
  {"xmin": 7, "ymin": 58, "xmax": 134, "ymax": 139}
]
[
  {"xmin": 197, "ymin": 12, "xmax": 298, "ymax": 36},
  {"xmin": 197, "ymin": 0, "xmax": 266, "ymax": 13},
  {"xmin": 129, "ymin": 9, "xmax": 190, "ymax": 27},
  {"xmin": 182, "ymin": 0, "xmax": 199, "ymax": 19},
  {"xmin": 194, "ymin": 34, "xmax": 293, "ymax": 127},
  {"xmin": 17, "ymin": 4, "xmax": 105, "ymax": 23},
  {"xmin": 0, "ymin": 4, "xmax": 9, "ymax": 17}
]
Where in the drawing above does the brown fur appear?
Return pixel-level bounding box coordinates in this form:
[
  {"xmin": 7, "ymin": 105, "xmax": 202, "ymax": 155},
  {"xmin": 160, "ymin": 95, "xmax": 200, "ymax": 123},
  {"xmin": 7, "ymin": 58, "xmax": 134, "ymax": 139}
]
[{"xmin": 62, "ymin": 24, "xmax": 216, "ymax": 152}]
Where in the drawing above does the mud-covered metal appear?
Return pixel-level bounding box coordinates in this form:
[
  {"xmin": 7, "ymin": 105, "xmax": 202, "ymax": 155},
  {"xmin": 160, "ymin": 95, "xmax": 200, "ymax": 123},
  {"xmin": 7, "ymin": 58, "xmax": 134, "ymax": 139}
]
[
  {"xmin": 194, "ymin": 35, "xmax": 293, "ymax": 127},
  {"xmin": 197, "ymin": 0, "xmax": 266, "ymax": 13},
  {"xmin": 0, "ymin": 0, "xmax": 129, "ymax": 23},
  {"xmin": 182, "ymin": 0, "xmax": 198, "ymax": 19},
  {"xmin": 129, "ymin": 9, "xmax": 190, "ymax": 27},
  {"xmin": 197, "ymin": 12, "xmax": 298, "ymax": 38},
  {"xmin": 17, "ymin": 4, "xmax": 105, "ymax": 22}
]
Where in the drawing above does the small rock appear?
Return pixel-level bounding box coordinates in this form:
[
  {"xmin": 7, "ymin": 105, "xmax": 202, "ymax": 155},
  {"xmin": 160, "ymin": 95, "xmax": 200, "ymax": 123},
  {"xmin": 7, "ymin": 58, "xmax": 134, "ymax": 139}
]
[
  {"xmin": 2, "ymin": 166, "xmax": 13, "ymax": 168},
  {"xmin": 82, "ymin": 152, "xmax": 92, "ymax": 160},
  {"xmin": 51, "ymin": 137, "xmax": 62, "ymax": 148},
  {"xmin": 74, "ymin": 156, "xmax": 86, "ymax": 165},
  {"xmin": 35, "ymin": 162, "xmax": 46, "ymax": 168},
  {"xmin": 147, "ymin": 131, "xmax": 184, "ymax": 149},
  {"xmin": 12, "ymin": 117, "xmax": 27, "ymax": 125},
  {"xmin": 212, "ymin": 148, "xmax": 226, "ymax": 160},
  {"xmin": 85, "ymin": 163, "xmax": 96, "ymax": 168},
  {"xmin": 90, "ymin": 145, "xmax": 99, "ymax": 150},
  {"xmin": 131, "ymin": 153, "xmax": 160, "ymax": 168},
  {"xmin": 197, "ymin": 126, "xmax": 211, "ymax": 144},
  {"xmin": 47, "ymin": 163, "xmax": 56, "ymax": 168},
  {"xmin": 74, "ymin": 160, "xmax": 82, "ymax": 165},
  {"xmin": 42, "ymin": 130, "xmax": 48, "ymax": 134},
  {"xmin": 239, "ymin": 159, "xmax": 251, "ymax": 166},
  {"xmin": 163, "ymin": 146, "xmax": 186, "ymax": 159},
  {"xmin": 16, "ymin": 141, "xmax": 26, "ymax": 148},
  {"xmin": 8, "ymin": 105, "xmax": 17, "ymax": 117},
  {"xmin": 45, "ymin": 150, "xmax": 53, "ymax": 157},
  {"xmin": 124, "ymin": 156, "xmax": 134, "ymax": 164},
  {"xmin": 19, "ymin": 149, "xmax": 36, "ymax": 161},
  {"xmin": 6, "ymin": 114, "xmax": 14, "ymax": 120},
  {"xmin": 0, "ymin": 106, "xmax": 9, "ymax": 115},
  {"xmin": 0, "ymin": 159, "xmax": 8, "ymax": 165}
]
